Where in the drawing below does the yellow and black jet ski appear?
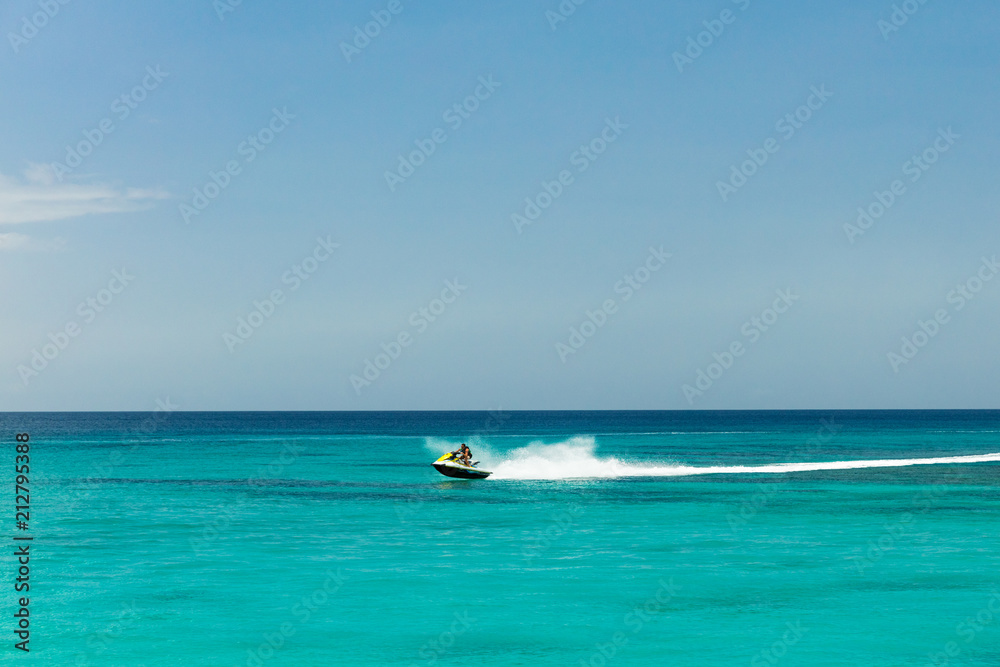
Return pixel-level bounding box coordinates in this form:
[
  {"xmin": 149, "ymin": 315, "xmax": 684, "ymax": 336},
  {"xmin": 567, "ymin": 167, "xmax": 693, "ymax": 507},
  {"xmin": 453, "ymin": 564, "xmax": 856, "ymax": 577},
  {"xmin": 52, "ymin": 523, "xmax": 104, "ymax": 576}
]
[{"xmin": 432, "ymin": 452, "xmax": 492, "ymax": 479}]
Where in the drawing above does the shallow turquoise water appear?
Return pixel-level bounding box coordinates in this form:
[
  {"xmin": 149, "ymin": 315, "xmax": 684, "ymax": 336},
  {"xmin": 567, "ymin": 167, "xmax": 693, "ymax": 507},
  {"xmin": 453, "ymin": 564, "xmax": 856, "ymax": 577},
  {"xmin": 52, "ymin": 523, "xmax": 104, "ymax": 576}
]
[{"xmin": 4, "ymin": 411, "xmax": 1000, "ymax": 665}]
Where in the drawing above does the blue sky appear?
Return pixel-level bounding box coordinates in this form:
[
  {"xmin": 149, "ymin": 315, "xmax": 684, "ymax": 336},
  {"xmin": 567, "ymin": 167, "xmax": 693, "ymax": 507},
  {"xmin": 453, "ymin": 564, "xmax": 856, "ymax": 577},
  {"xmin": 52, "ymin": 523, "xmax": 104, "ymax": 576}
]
[{"xmin": 1, "ymin": 0, "xmax": 998, "ymax": 410}]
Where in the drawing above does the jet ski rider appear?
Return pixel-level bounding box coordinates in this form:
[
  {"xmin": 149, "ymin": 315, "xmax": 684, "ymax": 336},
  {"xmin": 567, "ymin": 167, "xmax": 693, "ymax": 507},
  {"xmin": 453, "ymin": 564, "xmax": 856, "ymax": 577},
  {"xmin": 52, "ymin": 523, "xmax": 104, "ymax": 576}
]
[{"xmin": 454, "ymin": 443, "xmax": 472, "ymax": 466}]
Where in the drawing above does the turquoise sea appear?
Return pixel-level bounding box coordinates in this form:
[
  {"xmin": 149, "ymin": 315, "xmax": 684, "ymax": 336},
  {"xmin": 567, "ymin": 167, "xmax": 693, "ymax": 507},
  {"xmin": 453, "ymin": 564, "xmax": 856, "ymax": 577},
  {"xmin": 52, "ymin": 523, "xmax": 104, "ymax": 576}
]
[{"xmin": 4, "ymin": 411, "xmax": 1000, "ymax": 666}]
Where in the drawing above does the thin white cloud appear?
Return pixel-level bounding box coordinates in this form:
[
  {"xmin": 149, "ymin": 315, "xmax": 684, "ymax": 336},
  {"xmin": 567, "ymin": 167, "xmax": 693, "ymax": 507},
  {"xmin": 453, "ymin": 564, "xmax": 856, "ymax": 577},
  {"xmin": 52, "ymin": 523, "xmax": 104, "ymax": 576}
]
[
  {"xmin": 0, "ymin": 233, "xmax": 30, "ymax": 250},
  {"xmin": 0, "ymin": 233, "xmax": 67, "ymax": 252},
  {"xmin": 0, "ymin": 164, "xmax": 168, "ymax": 225}
]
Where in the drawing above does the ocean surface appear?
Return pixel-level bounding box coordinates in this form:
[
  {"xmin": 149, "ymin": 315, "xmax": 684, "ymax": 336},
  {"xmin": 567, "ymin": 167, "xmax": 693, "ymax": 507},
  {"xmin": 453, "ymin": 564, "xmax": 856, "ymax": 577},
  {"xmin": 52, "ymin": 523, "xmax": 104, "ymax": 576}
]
[{"xmin": 3, "ymin": 410, "xmax": 1000, "ymax": 666}]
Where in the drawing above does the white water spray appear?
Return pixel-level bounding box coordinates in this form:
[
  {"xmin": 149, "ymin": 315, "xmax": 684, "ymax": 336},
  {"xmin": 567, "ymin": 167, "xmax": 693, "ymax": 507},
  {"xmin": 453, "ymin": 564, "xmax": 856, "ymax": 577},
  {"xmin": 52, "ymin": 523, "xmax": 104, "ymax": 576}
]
[{"xmin": 425, "ymin": 436, "xmax": 1000, "ymax": 481}]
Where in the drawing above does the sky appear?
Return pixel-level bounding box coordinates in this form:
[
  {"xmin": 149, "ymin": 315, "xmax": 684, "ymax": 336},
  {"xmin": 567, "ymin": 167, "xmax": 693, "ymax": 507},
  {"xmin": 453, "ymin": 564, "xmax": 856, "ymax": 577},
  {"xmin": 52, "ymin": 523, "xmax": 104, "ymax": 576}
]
[{"xmin": 1, "ymin": 0, "xmax": 998, "ymax": 411}]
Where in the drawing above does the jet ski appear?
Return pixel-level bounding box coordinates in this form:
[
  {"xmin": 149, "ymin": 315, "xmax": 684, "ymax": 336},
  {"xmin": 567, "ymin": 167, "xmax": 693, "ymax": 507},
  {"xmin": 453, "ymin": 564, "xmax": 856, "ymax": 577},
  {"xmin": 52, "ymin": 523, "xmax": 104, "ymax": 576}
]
[{"xmin": 432, "ymin": 452, "xmax": 492, "ymax": 479}]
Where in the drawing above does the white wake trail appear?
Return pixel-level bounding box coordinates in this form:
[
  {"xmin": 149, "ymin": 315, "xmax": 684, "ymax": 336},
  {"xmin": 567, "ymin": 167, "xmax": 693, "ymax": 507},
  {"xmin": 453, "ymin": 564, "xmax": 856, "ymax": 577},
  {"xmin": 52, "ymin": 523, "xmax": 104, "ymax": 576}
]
[{"xmin": 455, "ymin": 437, "xmax": 1000, "ymax": 481}]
